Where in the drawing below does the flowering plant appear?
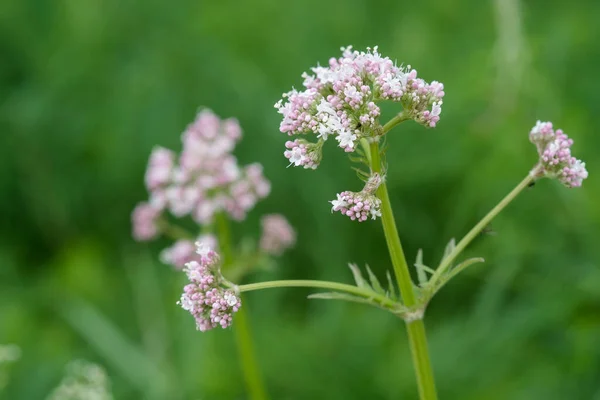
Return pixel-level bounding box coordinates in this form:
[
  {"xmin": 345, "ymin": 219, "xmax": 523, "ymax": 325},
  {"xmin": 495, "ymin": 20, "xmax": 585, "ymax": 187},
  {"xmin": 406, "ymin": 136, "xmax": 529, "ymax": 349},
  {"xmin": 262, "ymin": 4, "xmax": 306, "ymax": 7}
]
[{"xmin": 134, "ymin": 47, "xmax": 587, "ymax": 400}]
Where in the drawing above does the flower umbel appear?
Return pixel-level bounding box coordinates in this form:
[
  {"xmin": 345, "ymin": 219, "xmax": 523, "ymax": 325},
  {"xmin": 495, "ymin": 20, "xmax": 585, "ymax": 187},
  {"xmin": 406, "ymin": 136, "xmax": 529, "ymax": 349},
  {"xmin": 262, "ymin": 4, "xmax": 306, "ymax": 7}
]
[
  {"xmin": 529, "ymin": 121, "xmax": 588, "ymax": 188},
  {"xmin": 178, "ymin": 243, "xmax": 241, "ymax": 332},
  {"xmin": 275, "ymin": 46, "xmax": 444, "ymax": 166},
  {"xmin": 331, "ymin": 173, "xmax": 383, "ymax": 221}
]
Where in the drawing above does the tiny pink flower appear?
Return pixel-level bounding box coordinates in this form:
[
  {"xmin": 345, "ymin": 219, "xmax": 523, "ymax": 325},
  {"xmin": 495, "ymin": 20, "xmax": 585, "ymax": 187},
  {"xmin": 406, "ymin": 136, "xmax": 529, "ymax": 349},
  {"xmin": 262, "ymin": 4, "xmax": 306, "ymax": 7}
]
[
  {"xmin": 529, "ymin": 121, "xmax": 588, "ymax": 188},
  {"xmin": 145, "ymin": 147, "xmax": 175, "ymax": 191},
  {"xmin": 131, "ymin": 202, "xmax": 161, "ymax": 241},
  {"xmin": 331, "ymin": 174, "xmax": 383, "ymax": 222},
  {"xmin": 260, "ymin": 214, "xmax": 296, "ymax": 255}
]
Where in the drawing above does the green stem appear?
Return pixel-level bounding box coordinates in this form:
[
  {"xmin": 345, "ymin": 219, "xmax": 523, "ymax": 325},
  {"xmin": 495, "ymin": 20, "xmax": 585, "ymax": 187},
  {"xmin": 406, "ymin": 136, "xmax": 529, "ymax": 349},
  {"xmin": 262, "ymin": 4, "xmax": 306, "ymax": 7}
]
[
  {"xmin": 233, "ymin": 306, "xmax": 268, "ymax": 400},
  {"xmin": 369, "ymin": 140, "xmax": 438, "ymax": 400},
  {"xmin": 429, "ymin": 168, "xmax": 538, "ymax": 289},
  {"xmin": 157, "ymin": 219, "xmax": 194, "ymax": 241},
  {"xmin": 215, "ymin": 214, "xmax": 268, "ymax": 400},
  {"xmin": 369, "ymin": 141, "xmax": 416, "ymax": 307},
  {"xmin": 382, "ymin": 110, "xmax": 410, "ymax": 134},
  {"xmin": 237, "ymin": 280, "xmax": 398, "ymax": 309}
]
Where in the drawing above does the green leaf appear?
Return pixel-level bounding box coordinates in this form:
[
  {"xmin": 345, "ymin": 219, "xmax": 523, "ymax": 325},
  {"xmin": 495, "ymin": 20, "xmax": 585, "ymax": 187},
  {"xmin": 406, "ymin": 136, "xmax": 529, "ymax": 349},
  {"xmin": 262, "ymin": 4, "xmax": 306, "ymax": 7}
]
[
  {"xmin": 365, "ymin": 265, "xmax": 385, "ymax": 295},
  {"xmin": 415, "ymin": 249, "xmax": 427, "ymax": 286},
  {"xmin": 443, "ymin": 238, "xmax": 456, "ymax": 261},
  {"xmin": 386, "ymin": 271, "xmax": 398, "ymax": 301},
  {"xmin": 447, "ymin": 257, "xmax": 486, "ymax": 280},
  {"xmin": 351, "ymin": 166, "xmax": 370, "ymax": 181},
  {"xmin": 414, "ymin": 249, "xmax": 436, "ymax": 287},
  {"xmin": 347, "ymin": 263, "xmax": 369, "ymax": 289}
]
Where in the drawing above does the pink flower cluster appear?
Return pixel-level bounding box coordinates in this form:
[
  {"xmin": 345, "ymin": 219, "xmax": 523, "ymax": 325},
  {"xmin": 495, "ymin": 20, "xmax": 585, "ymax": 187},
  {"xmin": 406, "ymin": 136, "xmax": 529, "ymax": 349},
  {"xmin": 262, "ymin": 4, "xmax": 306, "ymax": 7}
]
[
  {"xmin": 178, "ymin": 243, "xmax": 241, "ymax": 332},
  {"xmin": 260, "ymin": 214, "xmax": 297, "ymax": 255},
  {"xmin": 529, "ymin": 121, "xmax": 588, "ymax": 188},
  {"xmin": 132, "ymin": 109, "xmax": 271, "ymax": 241},
  {"xmin": 275, "ymin": 46, "xmax": 444, "ymax": 164},
  {"xmin": 331, "ymin": 174, "xmax": 383, "ymax": 221},
  {"xmin": 284, "ymin": 139, "xmax": 322, "ymax": 169},
  {"xmin": 160, "ymin": 233, "xmax": 218, "ymax": 269}
]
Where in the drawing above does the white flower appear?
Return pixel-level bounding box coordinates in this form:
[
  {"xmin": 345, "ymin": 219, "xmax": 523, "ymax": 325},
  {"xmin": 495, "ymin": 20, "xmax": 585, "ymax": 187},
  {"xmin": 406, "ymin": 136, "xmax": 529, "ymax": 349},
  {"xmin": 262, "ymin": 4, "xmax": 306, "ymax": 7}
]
[
  {"xmin": 316, "ymin": 99, "xmax": 336, "ymax": 116},
  {"xmin": 195, "ymin": 243, "xmax": 212, "ymax": 257},
  {"xmin": 224, "ymin": 292, "xmax": 238, "ymax": 307},
  {"xmin": 431, "ymin": 102, "xmax": 442, "ymax": 117},
  {"xmin": 336, "ymin": 129, "xmax": 357, "ymax": 150},
  {"xmin": 288, "ymin": 147, "xmax": 305, "ymax": 166},
  {"xmin": 330, "ymin": 193, "xmax": 348, "ymax": 211}
]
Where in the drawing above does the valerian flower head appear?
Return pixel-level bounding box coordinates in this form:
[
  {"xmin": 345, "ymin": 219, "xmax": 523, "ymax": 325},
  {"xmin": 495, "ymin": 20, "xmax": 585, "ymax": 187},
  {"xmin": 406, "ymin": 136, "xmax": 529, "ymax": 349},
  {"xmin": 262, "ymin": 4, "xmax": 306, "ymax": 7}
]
[
  {"xmin": 275, "ymin": 46, "xmax": 444, "ymax": 167},
  {"xmin": 132, "ymin": 109, "xmax": 271, "ymax": 241},
  {"xmin": 331, "ymin": 173, "xmax": 383, "ymax": 222},
  {"xmin": 529, "ymin": 121, "xmax": 588, "ymax": 188},
  {"xmin": 259, "ymin": 214, "xmax": 296, "ymax": 255},
  {"xmin": 178, "ymin": 243, "xmax": 241, "ymax": 332}
]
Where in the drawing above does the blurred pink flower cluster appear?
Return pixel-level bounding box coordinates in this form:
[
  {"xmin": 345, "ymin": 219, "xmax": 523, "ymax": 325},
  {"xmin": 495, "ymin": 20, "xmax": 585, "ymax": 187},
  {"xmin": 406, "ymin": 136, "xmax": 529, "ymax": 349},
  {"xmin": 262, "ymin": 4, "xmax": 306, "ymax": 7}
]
[
  {"xmin": 132, "ymin": 108, "xmax": 296, "ymax": 270},
  {"xmin": 529, "ymin": 121, "xmax": 588, "ymax": 188},
  {"xmin": 132, "ymin": 109, "xmax": 271, "ymax": 243}
]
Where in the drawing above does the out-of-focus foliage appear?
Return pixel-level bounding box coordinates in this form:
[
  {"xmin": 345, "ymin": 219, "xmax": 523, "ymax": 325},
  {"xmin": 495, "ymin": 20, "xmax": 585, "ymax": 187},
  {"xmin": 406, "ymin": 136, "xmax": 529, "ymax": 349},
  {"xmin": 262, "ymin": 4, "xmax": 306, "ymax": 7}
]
[{"xmin": 1, "ymin": 0, "xmax": 599, "ymax": 399}]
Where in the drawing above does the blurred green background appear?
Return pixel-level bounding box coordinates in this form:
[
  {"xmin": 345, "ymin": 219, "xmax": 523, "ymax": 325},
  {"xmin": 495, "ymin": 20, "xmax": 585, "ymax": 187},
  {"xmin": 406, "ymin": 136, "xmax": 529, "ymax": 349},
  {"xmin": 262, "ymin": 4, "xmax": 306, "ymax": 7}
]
[{"xmin": 1, "ymin": 0, "xmax": 599, "ymax": 398}]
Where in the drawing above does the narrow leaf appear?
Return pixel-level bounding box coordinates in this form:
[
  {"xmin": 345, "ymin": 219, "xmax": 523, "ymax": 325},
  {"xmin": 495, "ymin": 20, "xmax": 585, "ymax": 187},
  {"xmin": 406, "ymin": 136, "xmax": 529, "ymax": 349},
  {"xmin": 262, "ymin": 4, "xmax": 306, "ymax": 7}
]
[
  {"xmin": 365, "ymin": 265, "xmax": 385, "ymax": 295},
  {"xmin": 386, "ymin": 271, "xmax": 397, "ymax": 301},
  {"xmin": 415, "ymin": 249, "xmax": 428, "ymax": 286},
  {"xmin": 347, "ymin": 263, "xmax": 368, "ymax": 289},
  {"xmin": 443, "ymin": 238, "xmax": 456, "ymax": 260},
  {"xmin": 447, "ymin": 257, "xmax": 485, "ymax": 280}
]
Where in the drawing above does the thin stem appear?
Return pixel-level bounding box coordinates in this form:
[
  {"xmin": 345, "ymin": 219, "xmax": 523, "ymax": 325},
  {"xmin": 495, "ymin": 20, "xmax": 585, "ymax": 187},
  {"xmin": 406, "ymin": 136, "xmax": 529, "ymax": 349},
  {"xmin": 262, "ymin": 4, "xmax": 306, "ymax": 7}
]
[
  {"xmin": 238, "ymin": 280, "xmax": 397, "ymax": 309},
  {"xmin": 429, "ymin": 168, "xmax": 538, "ymax": 289},
  {"xmin": 215, "ymin": 214, "xmax": 268, "ymax": 400},
  {"xmin": 157, "ymin": 219, "xmax": 194, "ymax": 241},
  {"xmin": 369, "ymin": 140, "xmax": 438, "ymax": 400},
  {"xmin": 382, "ymin": 110, "xmax": 410, "ymax": 134}
]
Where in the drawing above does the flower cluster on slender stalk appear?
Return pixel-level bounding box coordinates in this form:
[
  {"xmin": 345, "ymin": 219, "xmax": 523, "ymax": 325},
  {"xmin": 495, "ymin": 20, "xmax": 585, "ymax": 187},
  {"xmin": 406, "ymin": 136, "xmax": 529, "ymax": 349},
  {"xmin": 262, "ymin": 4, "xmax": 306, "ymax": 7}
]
[
  {"xmin": 178, "ymin": 243, "xmax": 242, "ymax": 331},
  {"xmin": 275, "ymin": 46, "xmax": 444, "ymax": 163},
  {"xmin": 275, "ymin": 46, "xmax": 444, "ymax": 222},
  {"xmin": 331, "ymin": 173, "xmax": 382, "ymax": 221},
  {"xmin": 529, "ymin": 121, "xmax": 588, "ymax": 188}
]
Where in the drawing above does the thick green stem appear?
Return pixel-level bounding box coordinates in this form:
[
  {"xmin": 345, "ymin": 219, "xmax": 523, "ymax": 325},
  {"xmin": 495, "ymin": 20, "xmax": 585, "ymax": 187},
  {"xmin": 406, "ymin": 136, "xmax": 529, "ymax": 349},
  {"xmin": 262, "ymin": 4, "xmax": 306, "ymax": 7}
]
[
  {"xmin": 382, "ymin": 111, "xmax": 410, "ymax": 134},
  {"xmin": 215, "ymin": 214, "xmax": 268, "ymax": 400},
  {"xmin": 369, "ymin": 140, "xmax": 438, "ymax": 400},
  {"xmin": 429, "ymin": 168, "xmax": 538, "ymax": 289}
]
